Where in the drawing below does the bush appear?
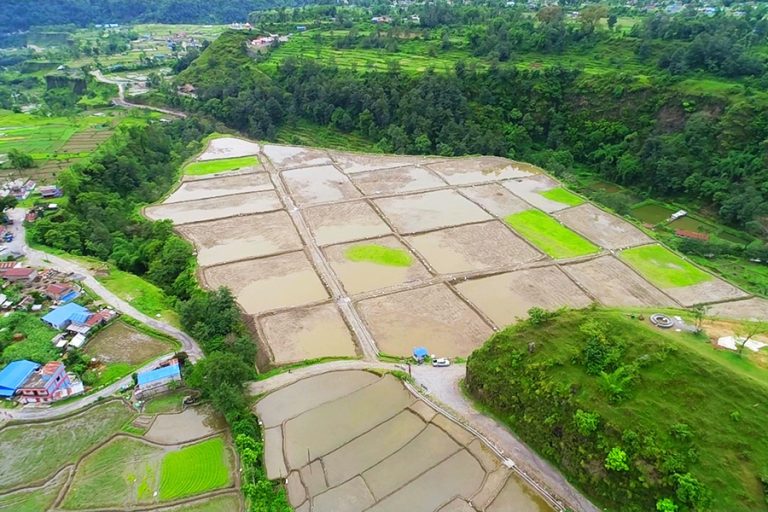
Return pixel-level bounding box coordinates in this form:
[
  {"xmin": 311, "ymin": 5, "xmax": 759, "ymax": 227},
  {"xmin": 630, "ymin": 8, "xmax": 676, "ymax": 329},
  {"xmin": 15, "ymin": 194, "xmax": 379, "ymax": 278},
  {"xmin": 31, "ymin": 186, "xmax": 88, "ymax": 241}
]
[
  {"xmin": 656, "ymin": 498, "xmax": 678, "ymax": 512},
  {"xmin": 573, "ymin": 409, "xmax": 600, "ymax": 436},
  {"xmin": 605, "ymin": 447, "xmax": 630, "ymax": 472}
]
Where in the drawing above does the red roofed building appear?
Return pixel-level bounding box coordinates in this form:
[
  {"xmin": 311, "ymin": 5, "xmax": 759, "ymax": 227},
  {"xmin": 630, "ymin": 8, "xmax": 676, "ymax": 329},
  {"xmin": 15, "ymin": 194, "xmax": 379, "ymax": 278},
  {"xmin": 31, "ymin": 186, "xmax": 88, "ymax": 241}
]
[
  {"xmin": 44, "ymin": 283, "xmax": 78, "ymax": 302},
  {"xmin": 2, "ymin": 267, "xmax": 37, "ymax": 283},
  {"xmin": 675, "ymin": 229, "xmax": 709, "ymax": 241}
]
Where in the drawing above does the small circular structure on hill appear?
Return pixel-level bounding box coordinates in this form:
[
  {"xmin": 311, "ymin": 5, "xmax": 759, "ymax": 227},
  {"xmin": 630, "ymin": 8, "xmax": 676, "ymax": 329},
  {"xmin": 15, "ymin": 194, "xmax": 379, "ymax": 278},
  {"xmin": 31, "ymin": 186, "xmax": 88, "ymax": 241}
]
[{"xmin": 650, "ymin": 313, "xmax": 674, "ymax": 329}]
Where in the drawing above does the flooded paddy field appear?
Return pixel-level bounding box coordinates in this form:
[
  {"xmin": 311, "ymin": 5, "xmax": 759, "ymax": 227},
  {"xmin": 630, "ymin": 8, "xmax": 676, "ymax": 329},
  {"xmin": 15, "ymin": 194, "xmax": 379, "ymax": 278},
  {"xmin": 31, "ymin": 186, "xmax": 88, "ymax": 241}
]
[
  {"xmin": 146, "ymin": 139, "xmax": 759, "ymax": 365},
  {"xmin": 303, "ymin": 200, "xmax": 392, "ymax": 246},
  {"xmin": 258, "ymin": 302, "xmax": 358, "ymax": 364},
  {"xmin": 145, "ymin": 190, "xmax": 282, "ymax": 225},
  {"xmin": 349, "ymin": 165, "xmax": 447, "ymax": 195},
  {"xmin": 374, "ymin": 189, "xmax": 491, "ymax": 234},
  {"xmin": 554, "ymin": 203, "xmax": 652, "ymax": 250},
  {"xmin": 178, "ymin": 211, "xmax": 302, "ymax": 267},
  {"xmin": 324, "ymin": 236, "xmax": 431, "ymax": 295},
  {"xmin": 282, "ymin": 164, "xmax": 362, "ymax": 205},
  {"xmin": 456, "ymin": 266, "xmax": 593, "ymax": 327},
  {"xmin": 165, "ymin": 172, "xmax": 273, "ymax": 204},
  {"xmin": 263, "ymin": 144, "xmax": 333, "ymax": 169},
  {"xmin": 330, "ymin": 151, "xmax": 437, "ymax": 174},
  {"xmin": 459, "ymin": 183, "xmax": 531, "ymax": 217},
  {"xmin": 203, "ymin": 251, "xmax": 328, "ymax": 315},
  {"xmin": 562, "ymin": 256, "xmax": 677, "ymax": 308},
  {"xmin": 426, "ymin": 156, "xmax": 540, "ymax": 185},
  {"xmin": 356, "ymin": 284, "xmax": 494, "ymax": 357},
  {"xmin": 254, "ymin": 371, "xmax": 551, "ymax": 512},
  {"xmin": 407, "ymin": 221, "xmax": 544, "ymax": 274},
  {"xmin": 197, "ymin": 136, "xmax": 261, "ymax": 161}
]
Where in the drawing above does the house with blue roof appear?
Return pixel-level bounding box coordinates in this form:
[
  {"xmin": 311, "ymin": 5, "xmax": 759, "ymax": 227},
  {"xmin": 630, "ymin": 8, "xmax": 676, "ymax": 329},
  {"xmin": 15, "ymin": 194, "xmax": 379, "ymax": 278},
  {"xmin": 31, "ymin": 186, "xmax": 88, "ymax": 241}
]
[
  {"xmin": 41, "ymin": 303, "xmax": 90, "ymax": 330},
  {"xmin": 0, "ymin": 360, "xmax": 40, "ymax": 398},
  {"xmin": 135, "ymin": 359, "xmax": 182, "ymax": 399}
]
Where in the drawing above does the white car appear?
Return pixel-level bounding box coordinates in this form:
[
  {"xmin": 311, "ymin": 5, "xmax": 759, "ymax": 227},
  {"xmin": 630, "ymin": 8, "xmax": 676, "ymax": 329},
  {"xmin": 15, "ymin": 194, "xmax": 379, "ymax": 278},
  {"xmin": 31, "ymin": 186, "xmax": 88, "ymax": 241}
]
[{"xmin": 432, "ymin": 357, "xmax": 450, "ymax": 367}]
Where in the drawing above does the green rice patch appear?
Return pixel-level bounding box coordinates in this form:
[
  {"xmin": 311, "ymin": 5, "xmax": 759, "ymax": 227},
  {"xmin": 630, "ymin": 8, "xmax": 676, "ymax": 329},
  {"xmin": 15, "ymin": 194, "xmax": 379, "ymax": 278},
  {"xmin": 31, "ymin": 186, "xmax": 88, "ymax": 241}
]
[
  {"xmin": 619, "ymin": 245, "xmax": 712, "ymax": 288},
  {"xmin": 159, "ymin": 437, "xmax": 231, "ymax": 501},
  {"xmin": 344, "ymin": 244, "xmax": 413, "ymax": 267},
  {"xmin": 183, "ymin": 155, "xmax": 259, "ymax": 176},
  {"xmin": 504, "ymin": 210, "xmax": 599, "ymax": 259},
  {"xmin": 539, "ymin": 187, "xmax": 585, "ymax": 206}
]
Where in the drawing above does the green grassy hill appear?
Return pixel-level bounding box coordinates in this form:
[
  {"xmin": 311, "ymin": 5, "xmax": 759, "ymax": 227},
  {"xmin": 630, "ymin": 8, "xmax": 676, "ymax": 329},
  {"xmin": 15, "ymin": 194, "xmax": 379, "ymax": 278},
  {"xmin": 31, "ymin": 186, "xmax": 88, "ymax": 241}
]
[{"xmin": 466, "ymin": 308, "xmax": 768, "ymax": 512}]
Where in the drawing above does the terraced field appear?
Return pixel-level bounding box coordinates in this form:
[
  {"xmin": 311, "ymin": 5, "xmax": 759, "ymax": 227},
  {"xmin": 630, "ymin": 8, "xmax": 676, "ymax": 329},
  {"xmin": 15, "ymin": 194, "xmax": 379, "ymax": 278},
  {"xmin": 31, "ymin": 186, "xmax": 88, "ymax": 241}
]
[{"xmin": 159, "ymin": 438, "xmax": 232, "ymax": 500}]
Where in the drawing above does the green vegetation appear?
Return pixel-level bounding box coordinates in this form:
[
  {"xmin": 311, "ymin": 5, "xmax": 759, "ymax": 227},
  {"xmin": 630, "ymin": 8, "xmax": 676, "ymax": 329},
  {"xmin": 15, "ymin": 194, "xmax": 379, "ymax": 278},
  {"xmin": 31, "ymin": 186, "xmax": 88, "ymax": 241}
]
[
  {"xmin": 62, "ymin": 437, "xmax": 161, "ymax": 508},
  {"xmin": 345, "ymin": 244, "xmax": 413, "ymax": 267},
  {"xmin": 184, "ymin": 155, "xmax": 259, "ymax": 176},
  {"xmin": 0, "ymin": 471, "xmax": 67, "ymax": 512},
  {"xmin": 540, "ymin": 187, "xmax": 585, "ymax": 207},
  {"xmin": 276, "ymin": 119, "xmax": 378, "ymax": 153},
  {"xmin": 504, "ymin": 210, "xmax": 599, "ymax": 259},
  {"xmin": 144, "ymin": 389, "xmax": 187, "ymax": 414},
  {"xmin": 0, "ymin": 312, "xmax": 59, "ymax": 364},
  {"xmin": 620, "ymin": 245, "xmax": 711, "ymax": 288},
  {"xmin": 159, "ymin": 437, "xmax": 231, "ymax": 501},
  {"xmin": 466, "ymin": 308, "xmax": 768, "ymax": 511},
  {"xmin": 96, "ymin": 268, "xmax": 179, "ymax": 327},
  {"xmin": 0, "ymin": 401, "xmax": 134, "ymax": 491}
]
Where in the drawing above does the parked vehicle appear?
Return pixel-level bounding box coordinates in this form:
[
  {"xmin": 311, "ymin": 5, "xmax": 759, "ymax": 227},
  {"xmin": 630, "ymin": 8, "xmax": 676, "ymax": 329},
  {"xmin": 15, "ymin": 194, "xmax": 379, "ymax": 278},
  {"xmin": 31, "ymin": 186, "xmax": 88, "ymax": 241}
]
[{"xmin": 432, "ymin": 357, "xmax": 450, "ymax": 367}]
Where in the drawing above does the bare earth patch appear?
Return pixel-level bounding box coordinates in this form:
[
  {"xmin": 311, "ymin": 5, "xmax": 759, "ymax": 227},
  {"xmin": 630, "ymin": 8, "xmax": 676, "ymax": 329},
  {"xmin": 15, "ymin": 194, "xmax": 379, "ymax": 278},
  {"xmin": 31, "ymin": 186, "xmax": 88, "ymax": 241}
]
[
  {"xmin": 663, "ymin": 278, "xmax": 749, "ymax": 307},
  {"xmin": 349, "ymin": 165, "xmax": 447, "ymax": 195},
  {"xmin": 178, "ymin": 211, "xmax": 302, "ymax": 267},
  {"xmin": 282, "ymin": 165, "xmax": 361, "ymax": 205},
  {"xmin": 426, "ymin": 156, "xmax": 539, "ymax": 185},
  {"xmin": 197, "ymin": 136, "xmax": 261, "ymax": 161},
  {"xmin": 145, "ymin": 190, "xmax": 282, "ymax": 225},
  {"xmin": 554, "ymin": 204, "xmax": 652, "ymax": 250},
  {"xmin": 258, "ymin": 302, "xmax": 358, "ymax": 365},
  {"xmin": 164, "ymin": 173, "xmax": 272, "ymax": 204},
  {"xmin": 303, "ymin": 201, "xmax": 391, "ymax": 246},
  {"xmin": 374, "ymin": 189, "xmax": 491, "ymax": 234},
  {"xmin": 707, "ymin": 297, "xmax": 768, "ymax": 321},
  {"xmin": 562, "ymin": 256, "xmax": 677, "ymax": 308},
  {"xmin": 324, "ymin": 236, "xmax": 430, "ymax": 295},
  {"xmin": 456, "ymin": 266, "xmax": 593, "ymax": 327},
  {"xmin": 356, "ymin": 284, "xmax": 493, "ymax": 357},
  {"xmin": 85, "ymin": 321, "xmax": 171, "ymax": 364},
  {"xmin": 406, "ymin": 221, "xmax": 544, "ymax": 274},
  {"xmin": 203, "ymin": 251, "xmax": 328, "ymax": 315}
]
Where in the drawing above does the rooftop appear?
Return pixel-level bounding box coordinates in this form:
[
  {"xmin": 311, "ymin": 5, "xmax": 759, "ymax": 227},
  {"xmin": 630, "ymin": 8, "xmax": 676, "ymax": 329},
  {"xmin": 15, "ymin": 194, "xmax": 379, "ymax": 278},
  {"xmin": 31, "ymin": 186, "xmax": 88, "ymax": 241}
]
[
  {"xmin": 137, "ymin": 361, "xmax": 181, "ymax": 386},
  {"xmin": 4, "ymin": 267, "xmax": 35, "ymax": 278},
  {"xmin": 0, "ymin": 360, "xmax": 39, "ymax": 397},
  {"xmin": 42, "ymin": 302, "xmax": 89, "ymax": 327}
]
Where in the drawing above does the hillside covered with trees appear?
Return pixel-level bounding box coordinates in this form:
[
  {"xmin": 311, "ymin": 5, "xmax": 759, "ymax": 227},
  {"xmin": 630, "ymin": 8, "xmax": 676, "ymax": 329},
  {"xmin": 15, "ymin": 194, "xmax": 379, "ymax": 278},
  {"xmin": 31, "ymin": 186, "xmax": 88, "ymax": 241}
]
[
  {"xmin": 466, "ymin": 308, "xmax": 768, "ymax": 512},
  {"xmin": 167, "ymin": 10, "xmax": 768, "ymax": 235}
]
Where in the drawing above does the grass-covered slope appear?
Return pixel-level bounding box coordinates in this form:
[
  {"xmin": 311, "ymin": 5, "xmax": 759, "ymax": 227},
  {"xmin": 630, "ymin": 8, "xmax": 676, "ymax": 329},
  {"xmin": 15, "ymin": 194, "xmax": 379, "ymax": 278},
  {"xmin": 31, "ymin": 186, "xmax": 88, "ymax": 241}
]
[{"xmin": 466, "ymin": 308, "xmax": 768, "ymax": 512}]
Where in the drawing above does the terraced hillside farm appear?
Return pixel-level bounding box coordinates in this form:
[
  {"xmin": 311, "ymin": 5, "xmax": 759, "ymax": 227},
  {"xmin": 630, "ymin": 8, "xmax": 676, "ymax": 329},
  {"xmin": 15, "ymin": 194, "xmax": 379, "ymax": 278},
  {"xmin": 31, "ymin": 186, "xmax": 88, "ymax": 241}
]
[
  {"xmin": 0, "ymin": 399, "xmax": 239, "ymax": 511},
  {"xmin": 255, "ymin": 370, "xmax": 554, "ymax": 512},
  {"xmin": 145, "ymin": 137, "xmax": 767, "ymax": 365}
]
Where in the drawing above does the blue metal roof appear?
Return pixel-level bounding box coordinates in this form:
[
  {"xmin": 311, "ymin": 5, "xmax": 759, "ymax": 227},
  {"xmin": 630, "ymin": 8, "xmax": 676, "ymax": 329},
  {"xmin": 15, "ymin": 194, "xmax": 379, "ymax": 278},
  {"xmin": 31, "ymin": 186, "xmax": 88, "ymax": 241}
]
[
  {"xmin": 413, "ymin": 347, "xmax": 429, "ymax": 357},
  {"xmin": 41, "ymin": 303, "xmax": 89, "ymax": 328},
  {"xmin": 137, "ymin": 363, "xmax": 180, "ymax": 386},
  {"xmin": 59, "ymin": 290, "xmax": 79, "ymax": 303},
  {"xmin": 0, "ymin": 360, "xmax": 39, "ymax": 397}
]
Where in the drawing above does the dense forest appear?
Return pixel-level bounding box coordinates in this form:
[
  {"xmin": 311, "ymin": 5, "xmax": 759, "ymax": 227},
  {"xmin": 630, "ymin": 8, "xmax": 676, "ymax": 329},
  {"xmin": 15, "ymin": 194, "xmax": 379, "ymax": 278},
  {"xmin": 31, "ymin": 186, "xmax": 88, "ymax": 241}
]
[
  {"xmin": 466, "ymin": 308, "xmax": 768, "ymax": 512},
  {"xmin": 169, "ymin": 28, "xmax": 768, "ymax": 233}
]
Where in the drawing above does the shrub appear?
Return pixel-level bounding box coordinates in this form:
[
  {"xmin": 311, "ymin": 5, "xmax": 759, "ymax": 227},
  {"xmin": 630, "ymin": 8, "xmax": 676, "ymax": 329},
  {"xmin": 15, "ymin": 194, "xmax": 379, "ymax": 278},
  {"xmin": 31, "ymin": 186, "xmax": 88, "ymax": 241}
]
[
  {"xmin": 605, "ymin": 447, "xmax": 630, "ymax": 472},
  {"xmin": 656, "ymin": 498, "xmax": 679, "ymax": 512},
  {"xmin": 670, "ymin": 423, "xmax": 693, "ymax": 441},
  {"xmin": 674, "ymin": 472, "xmax": 711, "ymax": 510},
  {"xmin": 528, "ymin": 306, "xmax": 557, "ymax": 325},
  {"xmin": 573, "ymin": 409, "xmax": 600, "ymax": 436}
]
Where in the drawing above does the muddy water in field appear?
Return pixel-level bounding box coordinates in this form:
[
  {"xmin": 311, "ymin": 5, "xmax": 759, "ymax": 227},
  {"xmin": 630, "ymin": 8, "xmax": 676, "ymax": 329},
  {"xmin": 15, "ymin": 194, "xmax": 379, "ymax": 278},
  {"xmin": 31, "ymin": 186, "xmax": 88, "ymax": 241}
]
[
  {"xmin": 145, "ymin": 190, "xmax": 282, "ymax": 225},
  {"xmin": 144, "ymin": 406, "xmax": 226, "ymax": 444},
  {"xmin": 165, "ymin": 172, "xmax": 272, "ymax": 203},
  {"xmin": 350, "ymin": 166, "xmax": 447, "ymax": 195},
  {"xmin": 426, "ymin": 156, "xmax": 539, "ymax": 185},
  {"xmin": 303, "ymin": 201, "xmax": 391, "ymax": 246},
  {"xmin": 374, "ymin": 189, "xmax": 491, "ymax": 233},
  {"xmin": 487, "ymin": 474, "xmax": 552, "ymax": 512},
  {"xmin": 264, "ymin": 144, "xmax": 333, "ymax": 169},
  {"xmin": 282, "ymin": 165, "xmax": 361, "ymax": 205}
]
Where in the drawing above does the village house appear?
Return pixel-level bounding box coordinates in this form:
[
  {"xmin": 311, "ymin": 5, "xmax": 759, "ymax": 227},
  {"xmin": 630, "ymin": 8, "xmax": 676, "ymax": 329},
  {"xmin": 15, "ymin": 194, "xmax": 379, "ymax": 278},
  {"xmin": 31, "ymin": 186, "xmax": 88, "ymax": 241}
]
[
  {"xmin": 38, "ymin": 185, "xmax": 62, "ymax": 198},
  {"xmin": 0, "ymin": 360, "xmax": 39, "ymax": 399},
  {"xmin": 44, "ymin": 283, "xmax": 79, "ymax": 303},
  {"xmin": 17, "ymin": 361, "xmax": 73, "ymax": 404},
  {"xmin": 135, "ymin": 358, "xmax": 182, "ymax": 399},
  {"xmin": 41, "ymin": 302, "xmax": 90, "ymax": 330},
  {"xmin": 2, "ymin": 267, "xmax": 37, "ymax": 284}
]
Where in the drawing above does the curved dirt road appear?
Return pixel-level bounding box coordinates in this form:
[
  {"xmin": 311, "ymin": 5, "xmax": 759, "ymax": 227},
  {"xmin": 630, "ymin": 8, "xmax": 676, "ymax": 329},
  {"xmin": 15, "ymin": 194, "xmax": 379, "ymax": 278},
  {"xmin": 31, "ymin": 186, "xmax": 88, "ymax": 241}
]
[
  {"xmin": 91, "ymin": 70, "xmax": 187, "ymax": 118},
  {"xmin": 8, "ymin": 209, "xmax": 202, "ymax": 361}
]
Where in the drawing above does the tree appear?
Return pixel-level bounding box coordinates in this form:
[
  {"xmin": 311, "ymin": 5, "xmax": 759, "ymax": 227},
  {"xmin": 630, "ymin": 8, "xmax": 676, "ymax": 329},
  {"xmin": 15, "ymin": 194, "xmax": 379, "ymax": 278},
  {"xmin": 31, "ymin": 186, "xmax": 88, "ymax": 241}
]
[
  {"xmin": 607, "ymin": 14, "xmax": 618, "ymax": 31},
  {"xmin": 735, "ymin": 321, "xmax": 767, "ymax": 356},
  {"xmin": 605, "ymin": 447, "xmax": 629, "ymax": 472},
  {"xmin": 8, "ymin": 149, "xmax": 34, "ymax": 169},
  {"xmin": 0, "ymin": 196, "xmax": 17, "ymax": 211},
  {"xmin": 690, "ymin": 304, "xmax": 708, "ymax": 333},
  {"xmin": 656, "ymin": 498, "xmax": 678, "ymax": 512}
]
